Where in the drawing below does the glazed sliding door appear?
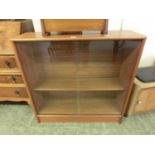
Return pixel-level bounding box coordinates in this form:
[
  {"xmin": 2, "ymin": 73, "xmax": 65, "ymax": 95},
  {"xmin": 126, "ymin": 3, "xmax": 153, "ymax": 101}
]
[
  {"xmin": 76, "ymin": 40, "xmax": 124, "ymax": 115},
  {"xmin": 16, "ymin": 41, "xmax": 79, "ymax": 115}
]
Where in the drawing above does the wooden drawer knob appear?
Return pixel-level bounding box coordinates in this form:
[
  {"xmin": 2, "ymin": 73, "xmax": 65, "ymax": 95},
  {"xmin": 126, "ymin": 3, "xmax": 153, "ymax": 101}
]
[
  {"xmin": 5, "ymin": 60, "xmax": 11, "ymax": 68},
  {"xmin": 10, "ymin": 76, "xmax": 17, "ymax": 83},
  {"xmin": 15, "ymin": 90, "xmax": 20, "ymax": 97},
  {"xmin": 138, "ymin": 100, "xmax": 142, "ymax": 105}
]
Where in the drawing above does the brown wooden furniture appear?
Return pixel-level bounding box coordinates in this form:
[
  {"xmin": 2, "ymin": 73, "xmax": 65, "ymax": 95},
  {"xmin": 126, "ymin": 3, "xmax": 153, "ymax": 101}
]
[
  {"xmin": 12, "ymin": 30, "xmax": 146, "ymax": 123},
  {"xmin": 41, "ymin": 19, "xmax": 108, "ymax": 35},
  {"xmin": 127, "ymin": 78, "xmax": 155, "ymax": 115},
  {"xmin": 0, "ymin": 20, "xmax": 34, "ymax": 104}
]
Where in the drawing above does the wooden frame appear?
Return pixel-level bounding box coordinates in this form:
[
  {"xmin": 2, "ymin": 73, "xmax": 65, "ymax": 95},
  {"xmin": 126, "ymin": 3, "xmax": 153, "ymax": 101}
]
[
  {"xmin": 12, "ymin": 30, "xmax": 146, "ymax": 123},
  {"xmin": 41, "ymin": 19, "xmax": 108, "ymax": 36}
]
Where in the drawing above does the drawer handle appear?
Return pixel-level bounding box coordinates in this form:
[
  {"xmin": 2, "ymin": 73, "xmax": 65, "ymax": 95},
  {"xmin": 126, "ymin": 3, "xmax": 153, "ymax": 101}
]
[
  {"xmin": 137, "ymin": 100, "xmax": 142, "ymax": 105},
  {"xmin": 11, "ymin": 76, "xmax": 17, "ymax": 83},
  {"xmin": 15, "ymin": 90, "xmax": 20, "ymax": 97},
  {"xmin": 5, "ymin": 61, "xmax": 11, "ymax": 68}
]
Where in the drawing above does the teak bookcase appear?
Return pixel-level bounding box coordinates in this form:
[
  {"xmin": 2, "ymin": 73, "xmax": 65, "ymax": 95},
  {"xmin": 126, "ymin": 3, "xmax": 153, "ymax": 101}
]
[{"xmin": 12, "ymin": 30, "xmax": 146, "ymax": 123}]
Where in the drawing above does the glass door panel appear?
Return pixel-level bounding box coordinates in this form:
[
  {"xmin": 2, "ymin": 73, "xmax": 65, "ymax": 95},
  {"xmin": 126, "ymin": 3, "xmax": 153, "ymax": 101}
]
[{"xmin": 76, "ymin": 40, "xmax": 122, "ymax": 115}]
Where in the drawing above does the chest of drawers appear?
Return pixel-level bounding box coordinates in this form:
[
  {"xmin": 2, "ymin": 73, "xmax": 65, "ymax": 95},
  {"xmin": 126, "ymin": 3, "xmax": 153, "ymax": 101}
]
[{"xmin": 0, "ymin": 20, "xmax": 34, "ymax": 104}]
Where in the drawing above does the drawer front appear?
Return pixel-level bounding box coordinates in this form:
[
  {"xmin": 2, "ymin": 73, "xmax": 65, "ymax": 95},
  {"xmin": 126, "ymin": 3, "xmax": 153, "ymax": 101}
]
[
  {"xmin": 0, "ymin": 56, "xmax": 17, "ymax": 69},
  {"xmin": 0, "ymin": 75, "xmax": 23, "ymax": 84},
  {"xmin": 0, "ymin": 87, "xmax": 28, "ymax": 98}
]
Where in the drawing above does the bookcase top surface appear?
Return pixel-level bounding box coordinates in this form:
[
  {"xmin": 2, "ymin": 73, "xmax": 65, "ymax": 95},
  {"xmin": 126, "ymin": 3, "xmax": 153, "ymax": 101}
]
[{"xmin": 12, "ymin": 30, "xmax": 146, "ymax": 42}]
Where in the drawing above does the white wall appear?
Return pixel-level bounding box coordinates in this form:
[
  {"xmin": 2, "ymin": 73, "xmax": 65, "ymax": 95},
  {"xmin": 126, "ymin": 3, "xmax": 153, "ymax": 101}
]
[
  {"xmin": 123, "ymin": 19, "xmax": 155, "ymax": 67},
  {"xmin": 33, "ymin": 19, "xmax": 42, "ymax": 32},
  {"xmin": 32, "ymin": 19, "xmax": 155, "ymax": 67}
]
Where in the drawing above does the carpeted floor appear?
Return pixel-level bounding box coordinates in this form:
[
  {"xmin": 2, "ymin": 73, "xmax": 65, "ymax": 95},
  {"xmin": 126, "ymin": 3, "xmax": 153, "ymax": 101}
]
[{"xmin": 0, "ymin": 103, "xmax": 155, "ymax": 135}]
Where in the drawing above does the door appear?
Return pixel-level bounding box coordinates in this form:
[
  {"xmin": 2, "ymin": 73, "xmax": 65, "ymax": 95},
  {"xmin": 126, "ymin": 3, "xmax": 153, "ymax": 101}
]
[{"xmin": 135, "ymin": 88, "xmax": 155, "ymax": 113}]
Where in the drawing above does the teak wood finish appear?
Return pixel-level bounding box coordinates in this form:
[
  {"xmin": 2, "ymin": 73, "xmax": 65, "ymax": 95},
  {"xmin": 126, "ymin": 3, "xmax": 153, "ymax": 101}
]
[
  {"xmin": 12, "ymin": 30, "xmax": 146, "ymax": 123},
  {"xmin": 0, "ymin": 20, "xmax": 34, "ymax": 104},
  {"xmin": 127, "ymin": 78, "xmax": 155, "ymax": 115}
]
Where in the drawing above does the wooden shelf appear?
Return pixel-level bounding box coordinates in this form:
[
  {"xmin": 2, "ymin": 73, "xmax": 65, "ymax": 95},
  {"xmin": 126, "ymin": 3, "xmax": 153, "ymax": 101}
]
[
  {"xmin": 79, "ymin": 98, "xmax": 120, "ymax": 114},
  {"xmin": 78, "ymin": 78, "xmax": 124, "ymax": 91},
  {"xmin": 34, "ymin": 78, "xmax": 124, "ymax": 91},
  {"xmin": 37, "ymin": 61, "xmax": 121, "ymax": 68},
  {"xmin": 35, "ymin": 79, "xmax": 77, "ymax": 91},
  {"xmin": 38, "ymin": 98, "xmax": 77, "ymax": 115},
  {"xmin": 38, "ymin": 61, "xmax": 121, "ymax": 79},
  {"xmin": 38, "ymin": 97, "xmax": 120, "ymax": 115}
]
